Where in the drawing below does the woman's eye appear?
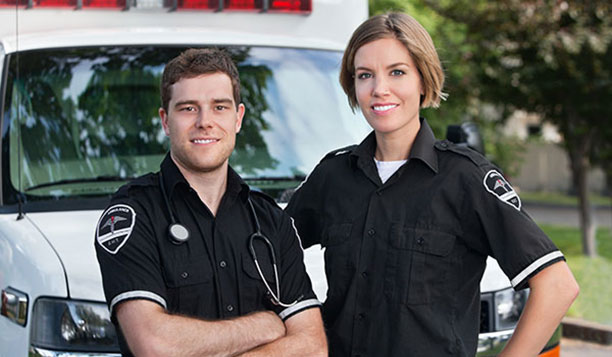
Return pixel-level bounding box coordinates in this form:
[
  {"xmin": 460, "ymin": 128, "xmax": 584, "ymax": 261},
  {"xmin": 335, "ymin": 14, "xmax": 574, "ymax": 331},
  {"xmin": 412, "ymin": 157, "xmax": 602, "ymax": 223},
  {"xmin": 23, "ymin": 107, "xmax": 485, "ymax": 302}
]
[
  {"xmin": 391, "ymin": 69, "xmax": 405, "ymax": 76},
  {"xmin": 356, "ymin": 72, "xmax": 372, "ymax": 80}
]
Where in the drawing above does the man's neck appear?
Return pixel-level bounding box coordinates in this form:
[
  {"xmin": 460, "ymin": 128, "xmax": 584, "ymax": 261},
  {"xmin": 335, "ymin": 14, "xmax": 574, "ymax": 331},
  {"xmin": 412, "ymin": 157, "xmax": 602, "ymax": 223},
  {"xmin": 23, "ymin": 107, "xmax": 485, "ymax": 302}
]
[{"xmin": 172, "ymin": 158, "xmax": 228, "ymax": 217}]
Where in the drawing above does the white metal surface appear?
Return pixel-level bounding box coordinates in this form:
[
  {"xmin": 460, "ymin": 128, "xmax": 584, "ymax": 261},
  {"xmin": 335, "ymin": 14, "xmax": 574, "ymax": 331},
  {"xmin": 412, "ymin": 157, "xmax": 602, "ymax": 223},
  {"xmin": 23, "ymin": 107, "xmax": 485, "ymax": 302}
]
[{"xmin": 0, "ymin": 214, "xmax": 67, "ymax": 356}]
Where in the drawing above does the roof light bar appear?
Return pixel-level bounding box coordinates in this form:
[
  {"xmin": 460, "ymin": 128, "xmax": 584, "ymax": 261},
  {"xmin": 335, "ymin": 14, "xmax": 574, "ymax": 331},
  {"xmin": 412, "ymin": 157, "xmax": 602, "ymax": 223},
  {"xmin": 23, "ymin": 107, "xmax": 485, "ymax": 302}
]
[
  {"xmin": 268, "ymin": 0, "xmax": 310, "ymax": 13},
  {"xmin": 224, "ymin": 0, "xmax": 263, "ymax": 11},
  {"xmin": 164, "ymin": 0, "xmax": 218, "ymax": 11},
  {"xmin": 0, "ymin": 0, "xmax": 128, "ymax": 8},
  {"xmin": 168, "ymin": 0, "xmax": 311, "ymax": 13},
  {"xmin": 0, "ymin": 0, "xmax": 28, "ymax": 7}
]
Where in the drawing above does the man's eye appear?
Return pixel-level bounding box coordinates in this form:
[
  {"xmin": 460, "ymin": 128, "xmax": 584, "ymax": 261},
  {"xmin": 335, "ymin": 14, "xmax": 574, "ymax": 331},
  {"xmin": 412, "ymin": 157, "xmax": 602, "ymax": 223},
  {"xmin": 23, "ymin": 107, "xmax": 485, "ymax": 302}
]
[
  {"xmin": 215, "ymin": 105, "xmax": 228, "ymax": 111},
  {"xmin": 179, "ymin": 106, "xmax": 195, "ymax": 112},
  {"xmin": 356, "ymin": 72, "xmax": 372, "ymax": 80},
  {"xmin": 391, "ymin": 69, "xmax": 405, "ymax": 76}
]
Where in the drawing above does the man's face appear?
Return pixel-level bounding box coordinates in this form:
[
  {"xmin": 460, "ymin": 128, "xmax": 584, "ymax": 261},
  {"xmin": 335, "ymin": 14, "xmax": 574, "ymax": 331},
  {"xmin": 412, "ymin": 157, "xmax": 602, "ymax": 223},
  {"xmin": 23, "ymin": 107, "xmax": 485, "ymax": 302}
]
[{"xmin": 160, "ymin": 72, "xmax": 245, "ymax": 175}]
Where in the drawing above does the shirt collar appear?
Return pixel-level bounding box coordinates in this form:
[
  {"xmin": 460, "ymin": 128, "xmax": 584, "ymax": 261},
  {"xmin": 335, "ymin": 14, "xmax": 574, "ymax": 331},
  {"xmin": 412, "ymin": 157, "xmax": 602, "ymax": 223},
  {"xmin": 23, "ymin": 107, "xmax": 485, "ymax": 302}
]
[
  {"xmin": 350, "ymin": 117, "xmax": 439, "ymax": 174},
  {"xmin": 159, "ymin": 153, "xmax": 250, "ymax": 202}
]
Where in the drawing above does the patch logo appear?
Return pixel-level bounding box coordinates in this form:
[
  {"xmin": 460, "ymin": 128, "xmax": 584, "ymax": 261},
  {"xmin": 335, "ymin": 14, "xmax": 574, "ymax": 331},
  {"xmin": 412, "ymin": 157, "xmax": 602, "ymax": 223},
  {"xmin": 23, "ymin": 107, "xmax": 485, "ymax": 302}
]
[
  {"xmin": 96, "ymin": 204, "xmax": 136, "ymax": 254},
  {"xmin": 483, "ymin": 170, "xmax": 521, "ymax": 211}
]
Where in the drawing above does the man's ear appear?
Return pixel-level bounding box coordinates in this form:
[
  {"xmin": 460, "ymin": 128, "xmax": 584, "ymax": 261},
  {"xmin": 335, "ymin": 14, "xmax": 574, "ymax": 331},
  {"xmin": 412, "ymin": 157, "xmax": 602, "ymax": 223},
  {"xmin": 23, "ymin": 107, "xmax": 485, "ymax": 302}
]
[
  {"xmin": 235, "ymin": 103, "xmax": 245, "ymax": 133},
  {"xmin": 160, "ymin": 107, "xmax": 170, "ymax": 136}
]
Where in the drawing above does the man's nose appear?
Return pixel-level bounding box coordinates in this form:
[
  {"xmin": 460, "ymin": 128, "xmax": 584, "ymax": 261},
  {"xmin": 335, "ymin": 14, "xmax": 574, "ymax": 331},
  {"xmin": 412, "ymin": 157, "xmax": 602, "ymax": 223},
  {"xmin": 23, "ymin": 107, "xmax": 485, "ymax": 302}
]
[{"xmin": 195, "ymin": 109, "xmax": 213, "ymax": 128}]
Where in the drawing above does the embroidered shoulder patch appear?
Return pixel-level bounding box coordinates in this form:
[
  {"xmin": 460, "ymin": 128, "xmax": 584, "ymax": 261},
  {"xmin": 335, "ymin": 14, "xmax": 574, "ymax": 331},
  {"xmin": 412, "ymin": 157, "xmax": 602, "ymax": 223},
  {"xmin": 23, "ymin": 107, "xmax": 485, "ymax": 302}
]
[
  {"xmin": 483, "ymin": 170, "xmax": 521, "ymax": 211},
  {"xmin": 96, "ymin": 204, "xmax": 136, "ymax": 254}
]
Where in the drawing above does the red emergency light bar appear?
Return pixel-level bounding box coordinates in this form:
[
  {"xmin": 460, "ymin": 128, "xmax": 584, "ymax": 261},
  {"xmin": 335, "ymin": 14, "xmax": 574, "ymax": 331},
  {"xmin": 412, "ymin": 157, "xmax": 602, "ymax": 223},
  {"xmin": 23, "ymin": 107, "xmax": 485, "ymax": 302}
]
[
  {"xmin": 0, "ymin": 0, "xmax": 127, "ymax": 8},
  {"xmin": 0, "ymin": 0, "xmax": 310, "ymax": 11},
  {"xmin": 167, "ymin": 0, "xmax": 310, "ymax": 13}
]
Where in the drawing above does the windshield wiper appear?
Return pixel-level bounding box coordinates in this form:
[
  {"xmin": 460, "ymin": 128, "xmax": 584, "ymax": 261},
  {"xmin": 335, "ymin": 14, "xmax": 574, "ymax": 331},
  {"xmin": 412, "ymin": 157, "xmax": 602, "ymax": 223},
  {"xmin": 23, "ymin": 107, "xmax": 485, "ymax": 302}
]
[{"xmin": 24, "ymin": 175, "xmax": 135, "ymax": 192}]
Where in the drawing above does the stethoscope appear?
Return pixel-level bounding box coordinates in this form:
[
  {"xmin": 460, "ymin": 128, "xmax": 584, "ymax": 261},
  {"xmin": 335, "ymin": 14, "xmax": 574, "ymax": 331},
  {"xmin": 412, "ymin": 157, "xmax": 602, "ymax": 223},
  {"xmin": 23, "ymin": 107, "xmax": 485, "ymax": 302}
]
[{"xmin": 159, "ymin": 172, "xmax": 299, "ymax": 308}]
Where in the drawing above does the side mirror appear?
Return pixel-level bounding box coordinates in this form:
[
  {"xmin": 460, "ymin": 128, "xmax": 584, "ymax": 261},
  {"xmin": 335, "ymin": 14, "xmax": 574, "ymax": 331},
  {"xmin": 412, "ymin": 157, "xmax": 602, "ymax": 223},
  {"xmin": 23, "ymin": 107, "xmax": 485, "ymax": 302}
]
[{"xmin": 446, "ymin": 122, "xmax": 485, "ymax": 155}]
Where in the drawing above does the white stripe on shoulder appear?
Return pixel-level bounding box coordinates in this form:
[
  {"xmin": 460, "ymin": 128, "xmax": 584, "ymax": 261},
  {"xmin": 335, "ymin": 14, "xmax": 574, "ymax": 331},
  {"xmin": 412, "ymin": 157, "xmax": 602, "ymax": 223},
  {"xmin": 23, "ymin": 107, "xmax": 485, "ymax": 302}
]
[
  {"xmin": 289, "ymin": 217, "xmax": 304, "ymax": 250},
  {"xmin": 510, "ymin": 251, "xmax": 564, "ymax": 287},
  {"xmin": 110, "ymin": 290, "xmax": 167, "ymax": 313},
  {"xmin": 279, "ymin": 298, "xmax": 321, "ymax": 320}
]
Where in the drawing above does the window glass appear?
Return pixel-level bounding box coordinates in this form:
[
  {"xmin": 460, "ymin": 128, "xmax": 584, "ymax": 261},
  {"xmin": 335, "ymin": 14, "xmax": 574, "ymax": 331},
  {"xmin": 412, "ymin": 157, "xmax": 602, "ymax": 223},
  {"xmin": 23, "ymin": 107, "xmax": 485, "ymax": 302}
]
[{"xmin": 3, "ymin": 46, "xmax": 369, "ymax": 203}]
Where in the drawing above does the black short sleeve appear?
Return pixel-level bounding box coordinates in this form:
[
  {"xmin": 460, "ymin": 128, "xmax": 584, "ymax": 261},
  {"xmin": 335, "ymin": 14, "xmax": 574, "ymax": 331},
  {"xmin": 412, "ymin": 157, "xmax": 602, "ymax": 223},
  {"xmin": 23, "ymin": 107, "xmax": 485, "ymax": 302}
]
[
  {"xmin": 461, "ymin": 165, "xmax": 564, "ymax": 290},
  {"xmin": 285, "ymin": 167, "xmax": 326, "ymax": 249},
  {"xmin": 94, "ymin": 195, "xmax": 167, "ymax": 317},
  {"xmin": 274, "ymin": 211, "xmax": 321, "ymax": 320}
]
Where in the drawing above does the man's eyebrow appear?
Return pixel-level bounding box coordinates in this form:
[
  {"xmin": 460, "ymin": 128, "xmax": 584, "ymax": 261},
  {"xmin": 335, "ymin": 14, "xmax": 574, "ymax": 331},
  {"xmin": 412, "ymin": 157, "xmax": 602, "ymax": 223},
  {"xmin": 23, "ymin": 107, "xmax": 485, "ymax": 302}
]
[
  {"xmin": 173, "ymin": 100, "xmax": 198, "ymax": 108},
  {"xmin": 213, "ymin": 98, "xmax": 234, "ymax": 105}
]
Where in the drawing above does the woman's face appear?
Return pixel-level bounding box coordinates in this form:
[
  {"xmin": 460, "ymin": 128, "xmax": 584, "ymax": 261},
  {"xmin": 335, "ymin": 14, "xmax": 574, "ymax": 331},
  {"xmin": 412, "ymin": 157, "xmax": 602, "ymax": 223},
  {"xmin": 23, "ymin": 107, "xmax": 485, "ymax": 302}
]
[{"xmin": 353, "ymin": 37, "xmax": 423, "ymax": 139}]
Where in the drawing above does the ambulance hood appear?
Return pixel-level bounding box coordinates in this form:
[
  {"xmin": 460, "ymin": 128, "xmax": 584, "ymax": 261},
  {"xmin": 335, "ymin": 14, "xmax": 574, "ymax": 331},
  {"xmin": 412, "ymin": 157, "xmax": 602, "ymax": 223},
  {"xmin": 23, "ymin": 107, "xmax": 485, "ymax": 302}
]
[{"xmin": 27, "ymin": 210, "xmax": 106, "ymax": 301}]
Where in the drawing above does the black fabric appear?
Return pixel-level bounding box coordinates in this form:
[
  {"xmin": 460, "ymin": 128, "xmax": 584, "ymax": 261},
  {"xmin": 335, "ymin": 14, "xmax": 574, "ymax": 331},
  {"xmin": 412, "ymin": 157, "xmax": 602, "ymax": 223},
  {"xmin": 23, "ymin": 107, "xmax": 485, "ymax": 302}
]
[
  {"xmin": 95, "ymin": 154, "xmax": 318, "ymax": 356},
  {"xmin": 286, "ymin": 118, "xmax": 563, "ymax": 357}
]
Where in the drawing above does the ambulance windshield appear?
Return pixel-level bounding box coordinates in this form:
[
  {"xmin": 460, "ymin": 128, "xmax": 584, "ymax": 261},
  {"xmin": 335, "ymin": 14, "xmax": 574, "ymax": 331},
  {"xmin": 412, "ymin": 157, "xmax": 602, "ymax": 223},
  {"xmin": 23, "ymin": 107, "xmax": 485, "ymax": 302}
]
[{"xmin": 2, "ymin": 46, "xmax": 370, "ymax": 205}]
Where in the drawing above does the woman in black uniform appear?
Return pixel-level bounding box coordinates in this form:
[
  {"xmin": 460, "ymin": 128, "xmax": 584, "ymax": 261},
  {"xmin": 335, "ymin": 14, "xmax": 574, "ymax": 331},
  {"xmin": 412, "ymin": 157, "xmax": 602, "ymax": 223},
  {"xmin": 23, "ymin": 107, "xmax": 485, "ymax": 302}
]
[{"xmin": 287, "ymin": 12, "xmax": 579, "ymax": 357}]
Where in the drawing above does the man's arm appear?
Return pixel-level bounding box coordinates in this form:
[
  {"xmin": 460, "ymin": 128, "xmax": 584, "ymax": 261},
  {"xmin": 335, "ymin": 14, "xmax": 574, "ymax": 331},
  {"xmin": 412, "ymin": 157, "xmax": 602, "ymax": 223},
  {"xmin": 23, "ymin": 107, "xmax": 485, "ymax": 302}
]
[
  {"xmin": 239, "ymin": 307, "xmax": 327, "ymax": 357},
  {"xmin": 116, "ymin": 299, "xmax": 286, "ymax": 357},
  {"xmin": 499, "ymin": 261, "xmax": 579, "ymax": 356}
]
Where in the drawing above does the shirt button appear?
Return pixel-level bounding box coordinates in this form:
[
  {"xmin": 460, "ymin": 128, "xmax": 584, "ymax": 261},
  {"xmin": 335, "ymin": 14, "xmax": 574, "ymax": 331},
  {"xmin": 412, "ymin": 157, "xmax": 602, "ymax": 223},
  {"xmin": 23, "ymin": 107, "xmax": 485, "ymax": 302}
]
[
  {"xmin": 180, "ymin": 272, "xmax": 188, "ymax": 279},
  {"xmin": 357, "ymin": 313, "xmax": 365, "ymax": 320},
  {"xmin": 367, "ymin": 228, "xmax": 376, "ymax": 236},
  {"xmin": 226, "ymin": 304, "xmax": 234, "ymax": 312},
  {"xmin": 219, "ymin": 261, "xmax": 227, "ymax": 268},
  {"xmin": 417, "ymin": 237, "xmax": 425, "ymax": 245},
  {"xmin": 361, "ymin": 271, "xmax": 368, "ymax": 278}
]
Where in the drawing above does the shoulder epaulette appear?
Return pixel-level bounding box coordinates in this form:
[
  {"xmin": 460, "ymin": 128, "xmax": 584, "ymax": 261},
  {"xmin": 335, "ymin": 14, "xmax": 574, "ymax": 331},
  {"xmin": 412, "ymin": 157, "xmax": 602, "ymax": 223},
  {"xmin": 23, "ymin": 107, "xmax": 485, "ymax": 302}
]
[
  {"xmin": 115, "ymin": 173, "xmax": 157, "ymax": 197},
  {"xmin": 249, "ymin": 189, "xmax": 280, "ymax": 207},
  {"xmin": 321, "ymin": 144, "xmax": 357, "ymax": 162},
  {"xmin": 434, "ymin": 140, "xmax": 489, "ymax": 167}
]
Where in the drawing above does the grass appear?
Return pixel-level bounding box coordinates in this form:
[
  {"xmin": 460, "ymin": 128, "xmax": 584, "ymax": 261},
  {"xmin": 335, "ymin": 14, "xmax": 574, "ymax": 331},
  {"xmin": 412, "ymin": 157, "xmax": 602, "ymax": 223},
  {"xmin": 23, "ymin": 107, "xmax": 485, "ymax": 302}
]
[
  {"xmin": 521, "ymin": 191, "xmax": 612, "ymax": 207},
  {"xmin": 538, "ymin": 224, "xmax": 612, "ymax": 326}
]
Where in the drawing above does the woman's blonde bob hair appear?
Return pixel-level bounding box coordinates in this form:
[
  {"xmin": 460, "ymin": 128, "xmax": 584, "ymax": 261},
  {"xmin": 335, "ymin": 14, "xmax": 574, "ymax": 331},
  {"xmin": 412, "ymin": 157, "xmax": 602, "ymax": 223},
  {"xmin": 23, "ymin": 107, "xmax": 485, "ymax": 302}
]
[{"xmin": 340, "ymin": 12, "xmax": 446, "ymax": 110}]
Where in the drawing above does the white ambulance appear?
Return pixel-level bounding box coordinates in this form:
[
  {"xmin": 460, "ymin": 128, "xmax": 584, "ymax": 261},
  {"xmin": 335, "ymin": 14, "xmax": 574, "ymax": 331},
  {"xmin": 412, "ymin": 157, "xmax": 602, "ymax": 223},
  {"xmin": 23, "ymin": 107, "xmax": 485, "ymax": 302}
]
[{"xmin": 0, "ymin": 1, "xmax": 559, "ymax": 355}]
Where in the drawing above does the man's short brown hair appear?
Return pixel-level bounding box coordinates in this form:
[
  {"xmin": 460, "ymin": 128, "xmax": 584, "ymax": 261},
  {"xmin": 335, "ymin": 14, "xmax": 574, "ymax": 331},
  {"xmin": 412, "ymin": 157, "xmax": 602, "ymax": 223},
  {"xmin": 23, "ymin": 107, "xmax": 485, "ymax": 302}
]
[
  {"xmin": 161, "ymin": 48, "xmax": 241, "ymax": 111},
  {"xmin": 340, "ymin": 13, "xmax": 446, "ymax": 110}
]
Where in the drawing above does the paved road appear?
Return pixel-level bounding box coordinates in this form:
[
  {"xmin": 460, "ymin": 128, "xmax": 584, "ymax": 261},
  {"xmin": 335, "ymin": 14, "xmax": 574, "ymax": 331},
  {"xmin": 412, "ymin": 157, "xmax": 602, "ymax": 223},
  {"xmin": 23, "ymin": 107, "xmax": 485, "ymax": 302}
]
[
  {"xmin": 561, "ymin": 338, "xmax": 612, "ymax": 356},
  {"xmin": 523, "ymin": 203, "xmax": 612, "ymax": 229}
]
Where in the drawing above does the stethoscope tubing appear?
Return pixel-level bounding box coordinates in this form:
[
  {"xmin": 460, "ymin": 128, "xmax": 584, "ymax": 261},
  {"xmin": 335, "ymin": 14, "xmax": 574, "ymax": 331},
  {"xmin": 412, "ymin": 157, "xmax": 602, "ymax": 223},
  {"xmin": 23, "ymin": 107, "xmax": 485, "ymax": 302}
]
[{"xmin": 160, "ymin": 171, "xmax": 299, "ymax": 308}]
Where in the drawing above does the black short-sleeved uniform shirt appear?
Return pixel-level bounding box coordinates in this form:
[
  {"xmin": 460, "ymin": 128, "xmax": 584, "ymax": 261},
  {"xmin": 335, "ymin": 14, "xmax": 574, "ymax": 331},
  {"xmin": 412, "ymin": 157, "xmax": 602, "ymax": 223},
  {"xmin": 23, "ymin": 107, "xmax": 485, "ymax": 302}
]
[
  {"xmin": 95, "ymin": 154, "xmax": 320, "ymax": 356},
  {"xmin": 286, "ymin": 119, "xmax": 565, "ymax": 357}
]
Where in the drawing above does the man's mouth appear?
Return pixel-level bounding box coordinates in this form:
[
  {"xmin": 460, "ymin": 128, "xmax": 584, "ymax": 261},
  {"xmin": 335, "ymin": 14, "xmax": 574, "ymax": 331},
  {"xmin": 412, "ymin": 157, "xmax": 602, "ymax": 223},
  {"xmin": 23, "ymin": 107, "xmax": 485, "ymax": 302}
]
[{"xmin": 192, "ymin": 138, "xmax": 218, "ymax": 144}]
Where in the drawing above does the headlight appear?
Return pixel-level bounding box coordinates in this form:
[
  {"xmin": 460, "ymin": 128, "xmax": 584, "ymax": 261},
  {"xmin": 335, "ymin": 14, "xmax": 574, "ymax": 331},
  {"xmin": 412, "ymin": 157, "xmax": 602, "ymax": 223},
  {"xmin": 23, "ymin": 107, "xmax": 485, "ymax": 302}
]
[
  {"xmin": 30, "ymin": 298, "xmax": 119, "ymax": 353},
  {"xmin": 494, "ymin": 288, "xmax": 529, "ymax": 331}
]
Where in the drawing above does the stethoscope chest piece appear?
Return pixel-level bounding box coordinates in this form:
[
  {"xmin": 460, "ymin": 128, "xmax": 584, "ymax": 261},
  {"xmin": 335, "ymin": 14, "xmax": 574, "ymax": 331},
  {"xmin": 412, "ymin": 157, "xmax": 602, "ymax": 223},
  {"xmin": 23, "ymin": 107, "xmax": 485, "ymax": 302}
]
[{"xmin": 169, "ymin": 223, "xmax": 190, "ymax": 244}]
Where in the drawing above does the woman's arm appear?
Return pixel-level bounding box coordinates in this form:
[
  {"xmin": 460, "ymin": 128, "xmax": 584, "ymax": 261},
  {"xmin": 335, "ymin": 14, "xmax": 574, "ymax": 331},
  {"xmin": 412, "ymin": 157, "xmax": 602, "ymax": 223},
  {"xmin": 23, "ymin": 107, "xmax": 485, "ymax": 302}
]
[{"xmin": 499, "ymin": 261, "xmax": 579, "ymax": 356}]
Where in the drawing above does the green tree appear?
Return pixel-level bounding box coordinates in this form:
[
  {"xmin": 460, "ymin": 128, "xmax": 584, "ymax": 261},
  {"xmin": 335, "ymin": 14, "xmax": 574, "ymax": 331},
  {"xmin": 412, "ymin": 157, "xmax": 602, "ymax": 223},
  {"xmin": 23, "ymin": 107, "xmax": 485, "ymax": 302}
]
[{"xmin": 416, "ymin": 0, "xmax": 612, "ymax": 257}]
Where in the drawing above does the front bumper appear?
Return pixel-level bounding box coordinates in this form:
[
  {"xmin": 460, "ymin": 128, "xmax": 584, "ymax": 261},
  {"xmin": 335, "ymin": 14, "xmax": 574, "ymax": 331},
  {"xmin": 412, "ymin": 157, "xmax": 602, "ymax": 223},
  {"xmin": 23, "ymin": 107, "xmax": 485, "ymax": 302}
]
[{"xmin": 477, "ymin": 330, "xmax": 513, "ymax": 356}]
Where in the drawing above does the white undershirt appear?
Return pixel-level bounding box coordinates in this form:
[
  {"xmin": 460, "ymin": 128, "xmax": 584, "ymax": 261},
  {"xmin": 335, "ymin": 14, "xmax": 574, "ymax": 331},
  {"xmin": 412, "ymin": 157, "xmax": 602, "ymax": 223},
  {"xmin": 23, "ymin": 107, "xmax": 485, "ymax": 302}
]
[{"xmin": 374, "ymin": 158, "xmax": 408, "ymax": 184}]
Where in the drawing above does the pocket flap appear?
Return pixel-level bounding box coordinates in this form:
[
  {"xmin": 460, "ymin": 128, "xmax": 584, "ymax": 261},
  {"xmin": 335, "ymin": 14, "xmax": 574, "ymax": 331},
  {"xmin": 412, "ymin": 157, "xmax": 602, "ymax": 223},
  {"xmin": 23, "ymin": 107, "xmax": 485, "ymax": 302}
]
[
  {"xmin": 164, "ymin": 261, "xmax": 212, "ymax": 288},
  {"xmin": 322, "ymin": 223, "xmax": 352, "ymax": 247},
  {"xmin": 242, "ymin": 253, "xmax": 275, "ymax": 283},
  {"xmin": 390, "ymin": 226, "xmax": 456, "ymax": 257}
]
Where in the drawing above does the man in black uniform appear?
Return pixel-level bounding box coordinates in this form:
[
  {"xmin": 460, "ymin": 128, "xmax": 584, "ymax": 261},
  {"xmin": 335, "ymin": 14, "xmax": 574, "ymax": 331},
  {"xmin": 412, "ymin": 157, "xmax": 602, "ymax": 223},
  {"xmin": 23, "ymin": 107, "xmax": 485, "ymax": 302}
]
[{"xmin": 95, "ymin": 48, "xmax": 326, "ymax": 356}]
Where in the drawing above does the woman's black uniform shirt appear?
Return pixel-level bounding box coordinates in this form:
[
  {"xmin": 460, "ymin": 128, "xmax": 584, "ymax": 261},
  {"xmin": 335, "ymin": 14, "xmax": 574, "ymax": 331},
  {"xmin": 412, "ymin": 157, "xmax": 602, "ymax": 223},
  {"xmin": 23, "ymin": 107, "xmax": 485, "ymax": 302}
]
[
  {"xmin": 95, "ymin": 154, "xmax": 320, "ymax": 355},
  {"xmin": 286, "ymin": 119, "xmax": 564, "ymax": 357}
]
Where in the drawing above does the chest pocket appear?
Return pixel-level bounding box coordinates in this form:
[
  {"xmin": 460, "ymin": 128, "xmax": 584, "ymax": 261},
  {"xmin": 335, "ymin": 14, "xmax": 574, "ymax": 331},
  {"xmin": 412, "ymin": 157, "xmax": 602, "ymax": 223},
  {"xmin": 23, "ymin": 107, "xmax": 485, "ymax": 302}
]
[
  {"xmin": 241, "ymin": 238, "xmax": 278, "ymax": 313},
  {"xmin": 385, "ymin": 225, "xmax": 456, "ymax": 305},
  {"xmin": 321, "ymin": 223, "xmax": 354, "ymax": 302},
  {"xmin": 163, "ymin": 259, "xmax": 214, "ymax": 316}
]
